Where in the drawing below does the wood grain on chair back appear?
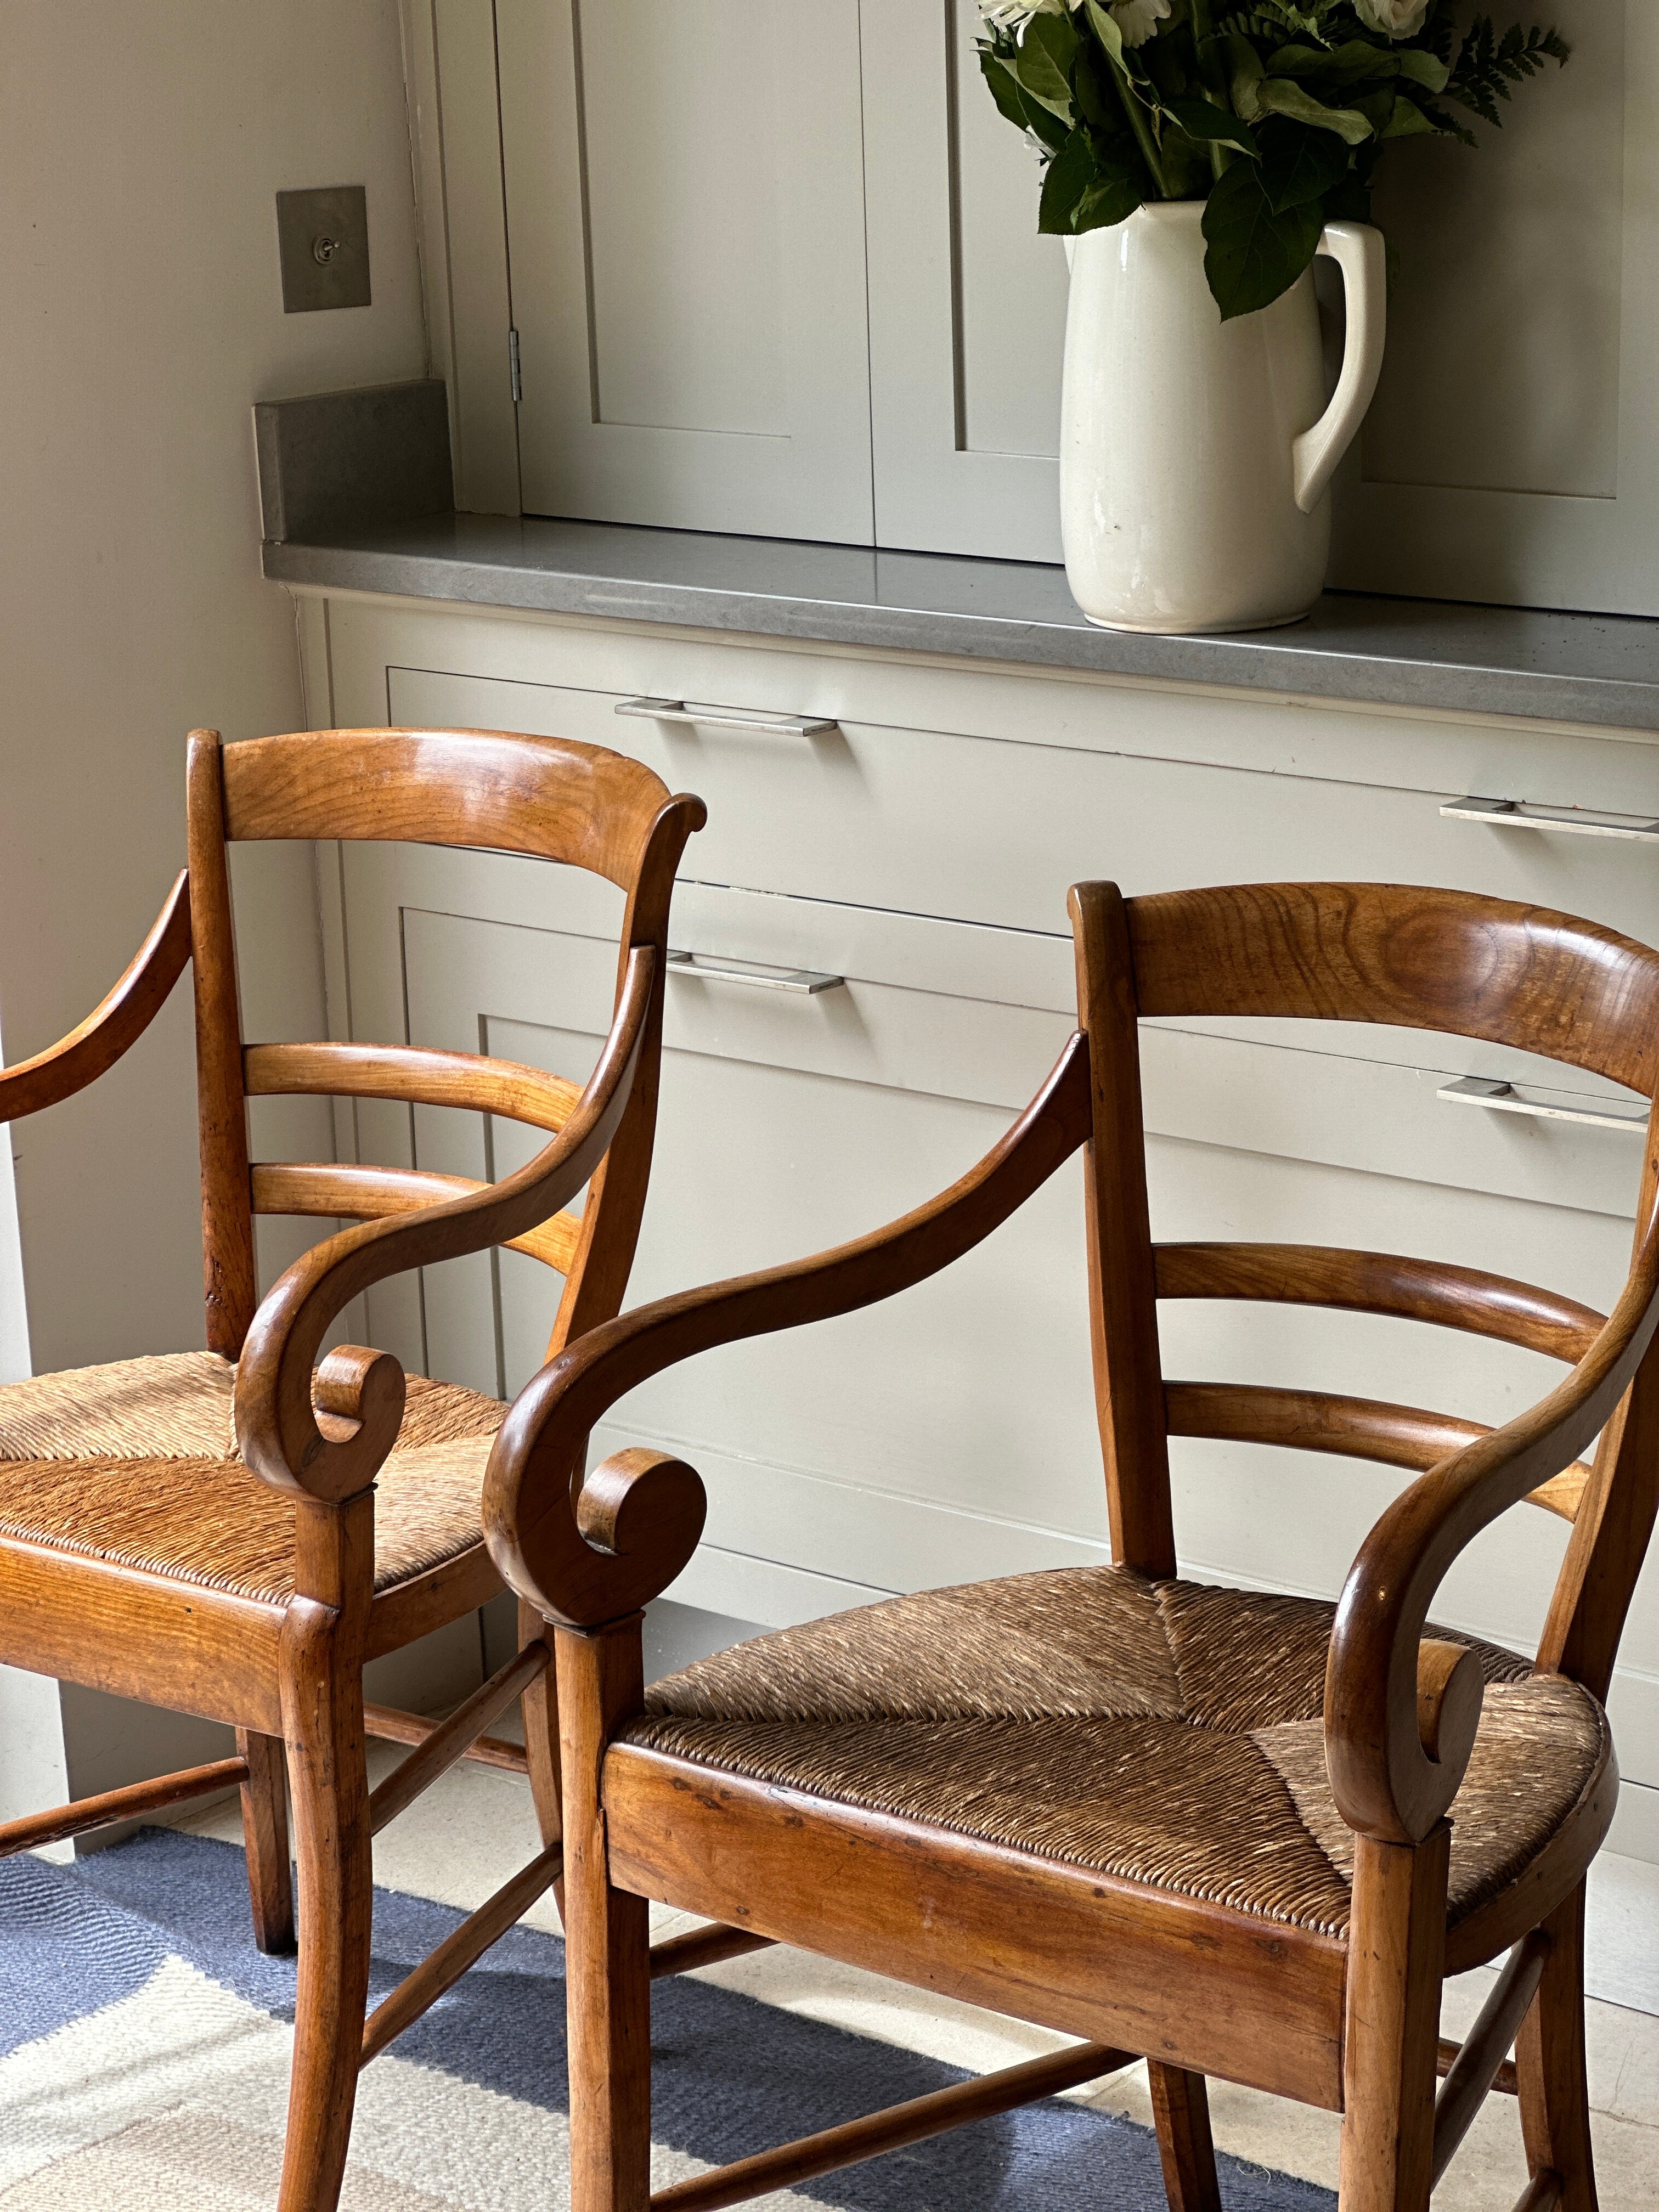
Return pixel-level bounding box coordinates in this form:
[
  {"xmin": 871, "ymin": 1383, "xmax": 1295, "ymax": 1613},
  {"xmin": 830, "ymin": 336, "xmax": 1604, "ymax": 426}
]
[
  {"xmin": 219, "ymin": 726, "xmax": 674, "ymax": 889},
  {"xmin": 1126, "ymin": 881, "xmax": 1659, "ymax": 1097},
  {"xmin": 1073, "ymin": 878, "xmax": 1659, "ymax": 1703},
  {"xmin": 184, "ymin": 725, "xmax": 703, "ymax": 1369}
]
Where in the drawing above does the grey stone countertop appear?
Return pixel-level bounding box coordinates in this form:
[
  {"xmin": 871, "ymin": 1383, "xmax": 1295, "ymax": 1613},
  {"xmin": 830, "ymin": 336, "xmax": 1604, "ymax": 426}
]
[{"xmin": 263, "ymin": 511, "xmax": 1659, "ymax": 735}]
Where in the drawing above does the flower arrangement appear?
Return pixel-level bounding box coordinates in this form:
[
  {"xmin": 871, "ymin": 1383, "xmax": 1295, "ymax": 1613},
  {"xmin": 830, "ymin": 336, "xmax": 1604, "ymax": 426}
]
[{"xmin": 977, "ymin": 2, "xmax": 1568, "ymax": 319}]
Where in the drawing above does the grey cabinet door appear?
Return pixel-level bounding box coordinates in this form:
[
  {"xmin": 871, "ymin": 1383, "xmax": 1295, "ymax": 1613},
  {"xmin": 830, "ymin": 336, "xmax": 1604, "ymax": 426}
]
[
  {"xmin": 1330, "ymin": 0, "xmax": 1659, "ymax": 616},
  {"xmin": 496, "ymin": 0, "xmax": 875, "ymax": 544},
  {"xmin": 862, "ymin": 0, "xmax": 1069, "ymax": 561}
]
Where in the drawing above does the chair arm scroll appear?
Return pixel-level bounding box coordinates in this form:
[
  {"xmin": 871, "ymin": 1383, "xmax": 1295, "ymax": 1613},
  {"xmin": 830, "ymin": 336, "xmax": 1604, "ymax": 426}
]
[
  {"xmin": 1326, "ymin": 1216, "xmax": 1659, "ymax": 1846},
  {"xmin": 235, "ymin": 947, "xmax": 657, "ymax": 1504},
  {"xmin": 0, "ymin": 873, "xmax": 190, "ymax": 1122}
]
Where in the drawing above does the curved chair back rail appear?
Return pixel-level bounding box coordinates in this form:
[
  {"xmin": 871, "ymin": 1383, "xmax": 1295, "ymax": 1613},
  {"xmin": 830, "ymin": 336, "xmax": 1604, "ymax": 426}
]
[{"xmin": 219, "ymin": 724, "xmax": 675, "ymax": 889}]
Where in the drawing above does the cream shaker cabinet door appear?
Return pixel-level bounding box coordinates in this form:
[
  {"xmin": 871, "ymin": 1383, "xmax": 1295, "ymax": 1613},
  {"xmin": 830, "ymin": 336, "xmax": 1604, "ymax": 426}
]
[
  {"xmin": 861, "ymin": 0, "xmax": 1068, "ymax": 560},
  {"xmin": 495, "ymin": 0, "xmax": 874, "ymax": 544},
  {"xmin": 1332, "ymin": 0, "xmax": 1659, "ymax": 615}
]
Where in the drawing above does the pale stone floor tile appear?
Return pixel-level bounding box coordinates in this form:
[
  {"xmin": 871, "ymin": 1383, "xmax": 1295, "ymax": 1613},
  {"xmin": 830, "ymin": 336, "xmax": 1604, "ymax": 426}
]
[{"xmin": 170, "ymin": 1754, "xmax": 1658, "ymax": 2206}]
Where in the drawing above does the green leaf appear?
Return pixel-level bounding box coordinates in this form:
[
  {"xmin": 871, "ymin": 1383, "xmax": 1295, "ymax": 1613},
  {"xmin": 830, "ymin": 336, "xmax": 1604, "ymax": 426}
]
[
  {"xmin": 1074, "ymin": 163, "xmax": 1144, "ymax": 232},
  {"xmin": 1015, "ymin": 13, "xmax": 1080, "ymax": 120},
  {"xmin": 1322, "ymin": 168, "xmax": 1374, "ymax": 224},
  {"xmin": 1255, "ymin": 77, "xmax": 1374, "ymax": 142},
  {"xmin": 1164, "ymin": 96, "xmax": 1260, "ymax": 155},
  {"xmin": 1396, "ymin": 47, "xmax": 1451, "ymax": 94},
  {"xmin": 1020, "ymin": 84, "xmax": 1073, "ymax": 153},
  {"xmin": 1274, "ymin": 39, "xmax": 1399, "ymax": 86},
  {"xmin": 1082, "ymin": 0, "xmax": 1126, "ymax": 70},
  {"xmin": 1380, "ymin": 92, "xmax": 1438, "ymax": 136},
  {"xmin": 1201, "ymin": 153, "xmax": 1323, "ymax": 320},
  {"xmin": 1072, "ymin": 39, "xmax": 1116, "ymax": 130},
  {"xmin": 1257, "ymin": 122, "xmax": 1350, "ymax": 211},
  {"xmin": 1038, "ymin": 125, "xmax": 1098, "ymax": 234},
  {"xmin": 1350, "ymin": 86, "xmax": 1397, "ymax": 132},
  {"xmin": 1222, "ymin": 31, "xmax": 1265, "ymax": 121},
  {"xmin": 1267, "ymin": 43, "xmax": 1336, "ymax": 76},
  {"xmin": 979, "ymin": 52, "xmax": 1031, "ymax": 133}
]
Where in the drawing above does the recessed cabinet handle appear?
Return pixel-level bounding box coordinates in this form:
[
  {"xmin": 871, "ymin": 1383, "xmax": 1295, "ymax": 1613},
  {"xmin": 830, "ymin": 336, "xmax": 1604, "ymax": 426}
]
[
  {"xmin": 616, "ymin": 696, "xmax": 839, "ymax": 737},
  {"xmin": 667, "ymin": 950, "xmax": 845, "ymax": 996},
  {"xmin": 1438, "ymin": 1075, "xmax": 1648, "ymax": 1133},
  {"xmin": 1441, "ymin": 794, "xmax": 1659, "ymax": 842}
]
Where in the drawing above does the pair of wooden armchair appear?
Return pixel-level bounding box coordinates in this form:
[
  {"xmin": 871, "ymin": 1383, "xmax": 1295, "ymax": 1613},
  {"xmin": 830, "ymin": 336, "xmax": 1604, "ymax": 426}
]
[{"xmin": 3, "ymin": 729, "xmax": 1654, "ymax": 2212}]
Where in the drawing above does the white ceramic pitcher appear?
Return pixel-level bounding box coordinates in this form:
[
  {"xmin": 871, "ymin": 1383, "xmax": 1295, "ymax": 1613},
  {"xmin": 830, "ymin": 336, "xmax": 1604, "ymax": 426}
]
[{"xmin": 1059, "ymin": 201, "xmax": 1386, "ymax": 634}]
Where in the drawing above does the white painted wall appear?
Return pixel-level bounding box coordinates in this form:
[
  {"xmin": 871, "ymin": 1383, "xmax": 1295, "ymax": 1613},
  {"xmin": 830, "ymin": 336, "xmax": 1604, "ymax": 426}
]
[
  {"xmin": 1, "ymin": 0, "xmax": 427, "ymax": 1371},
  {"xmin": 0, "ymin": 0, "xmax": 429, "ymax": 1821}
]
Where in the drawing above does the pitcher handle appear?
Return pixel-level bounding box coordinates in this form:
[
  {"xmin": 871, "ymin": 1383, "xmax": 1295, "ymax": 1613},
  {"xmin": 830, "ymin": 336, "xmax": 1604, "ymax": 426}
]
[{"xmin": 1293, "ymin": 222, "xmax": 1387, "ymax": 516}]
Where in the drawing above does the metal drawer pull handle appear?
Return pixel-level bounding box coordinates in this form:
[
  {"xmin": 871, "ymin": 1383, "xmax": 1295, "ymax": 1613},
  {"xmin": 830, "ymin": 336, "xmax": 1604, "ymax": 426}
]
[
  {"xmin": 668, "ymin": 950, "xmax": 845, "ymax": 996},
  {"xmin": 1441, "ymin": 794, "xmax": 1659, "ymax": 842},
  {"xmin": 1439, "ymin": 1075, "xmax": 1648, "ymax": 1133},
  {"xmin": 616, "ymin": 696, "xmax": 838, "ymax": 737}
]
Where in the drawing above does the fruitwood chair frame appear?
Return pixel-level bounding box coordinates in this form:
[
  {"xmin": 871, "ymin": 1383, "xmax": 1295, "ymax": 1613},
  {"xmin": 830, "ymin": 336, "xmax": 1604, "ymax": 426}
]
[
  {"xmin": 484, "ymin": 881, "xmax": 1659, "ymax": 2212},
  {"xmin": 0, "ymin": 726, "xmax": 703, "ymax": 2212}
]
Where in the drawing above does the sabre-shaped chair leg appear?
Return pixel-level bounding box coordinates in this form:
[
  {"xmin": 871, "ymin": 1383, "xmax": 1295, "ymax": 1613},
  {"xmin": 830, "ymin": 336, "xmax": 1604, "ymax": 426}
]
[
  {"xmin": 1516, "ymin": 1884, "xmax": 1598, "ymax": 2212},
  {"xmin": 236, "ymin": 1728, "xmax": 295, "ymax": 1955},
  {"xmin": 559, "ymin": 1614, "xmax": 652, "ymax": 2212},
  {"xmin": 276, "ymin": 1494, "xmax": 375, "ymax": 2212},
  {"xmin": 1338, "ymin": 1825, "xmax": 1449, "ymax": 2212}
]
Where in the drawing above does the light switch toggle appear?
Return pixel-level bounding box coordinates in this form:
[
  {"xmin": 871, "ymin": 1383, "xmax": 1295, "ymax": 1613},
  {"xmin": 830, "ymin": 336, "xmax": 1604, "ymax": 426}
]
[{"xmin": 276, "ymin": 185, "xmax": 370, "ymax": 312}]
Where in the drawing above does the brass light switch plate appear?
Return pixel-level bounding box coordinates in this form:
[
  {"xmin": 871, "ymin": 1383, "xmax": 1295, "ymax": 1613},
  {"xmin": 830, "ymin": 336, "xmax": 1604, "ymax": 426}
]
[{"xmin": 276, "ymin": 185, "xmax": 371, "ymax": 313}]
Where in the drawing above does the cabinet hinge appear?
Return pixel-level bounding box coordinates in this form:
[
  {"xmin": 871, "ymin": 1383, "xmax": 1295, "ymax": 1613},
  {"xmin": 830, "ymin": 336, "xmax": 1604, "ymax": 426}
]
[{"xmin": 509, "ymin": 327, "xmax": 522, "ymax": 405}]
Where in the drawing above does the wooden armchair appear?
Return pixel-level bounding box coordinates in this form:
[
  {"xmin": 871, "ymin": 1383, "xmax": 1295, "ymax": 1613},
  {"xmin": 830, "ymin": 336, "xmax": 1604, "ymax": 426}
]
[
  {"xmin": 0, "ymin": 726, "xmax": 703, "ymax": 2212},
  {"xmin": 483, "ymin": 881, "xmax": 1659, "ymax": 2212}
]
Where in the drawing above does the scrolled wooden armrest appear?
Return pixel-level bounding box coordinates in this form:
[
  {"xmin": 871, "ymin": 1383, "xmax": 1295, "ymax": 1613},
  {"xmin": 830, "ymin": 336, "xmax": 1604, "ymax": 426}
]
[
  {"xmin": 1326, "ymin": 1216, "xmax": 1659, "ymax": 1846},
  {"xmin": 484, "ymin": 1034, "xmax": 1093, "ymax": 1625},
  {"xmin": 235, "ymin": 946, "xmax": 657, "ymax": 1504},
  {"xmin": 0, "ymin": 874, "xmax": 190, "ymax": 1121}
]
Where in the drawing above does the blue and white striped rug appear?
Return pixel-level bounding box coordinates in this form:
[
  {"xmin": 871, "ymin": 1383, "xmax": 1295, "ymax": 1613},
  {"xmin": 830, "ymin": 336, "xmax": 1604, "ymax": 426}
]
[{"xmin": 0, "ymin": 1830, "xmax": 1334, "ymax": 2208}]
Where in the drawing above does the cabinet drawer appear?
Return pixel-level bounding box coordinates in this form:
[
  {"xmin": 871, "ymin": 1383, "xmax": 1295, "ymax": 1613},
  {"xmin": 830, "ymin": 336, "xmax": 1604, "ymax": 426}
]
[{"xmin": 386, "ymin": 666, "xmax": 1659, "ymax": 969}]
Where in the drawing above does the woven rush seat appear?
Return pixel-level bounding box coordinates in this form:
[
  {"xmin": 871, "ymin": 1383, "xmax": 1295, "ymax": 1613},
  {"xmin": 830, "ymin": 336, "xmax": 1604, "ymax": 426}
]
[
  {"xmin": 627, "ymin": 1565, "xmax": 1609, "ymax": 1943},
  {"xmin": 0, "ymin": 1351, "xmax": 504, "ymax": 1605}
]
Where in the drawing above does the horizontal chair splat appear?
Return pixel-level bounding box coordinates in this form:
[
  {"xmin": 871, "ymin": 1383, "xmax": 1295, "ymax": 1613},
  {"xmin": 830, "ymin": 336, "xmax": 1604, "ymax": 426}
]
[
  {"xmin": 649, "ymin": 2041, "xmax": 1137, "ymax": 2212},
  {"xmin": 0, "ymin": 1754, "xmax": 250, "ymax": 1857},
  {"xmin": 1163, "ymin": 1382, "xmax": 1592, "ymax": 1521},
  {"xmin": 360, "ymin": 1838, "xmax": 563, "ymax": 2068},
  {"xmin": 367, "ymin": 1641, "xmax": 550, "ymax": 1837},
  {"xmin": 244, "ymin": 1040, "xmax": 582, "ymax": 1133},
  {"xmin": 250, "ymin": 1162, "xmax": 582, "ymax": 1274},
  {"xmin": 1154, "ymin": 1243, "xmax": 1605, "ymax": 1364},
  {"xmin": 363, "ymin": 1702, "xmax": 529, "ymax": 1775}
]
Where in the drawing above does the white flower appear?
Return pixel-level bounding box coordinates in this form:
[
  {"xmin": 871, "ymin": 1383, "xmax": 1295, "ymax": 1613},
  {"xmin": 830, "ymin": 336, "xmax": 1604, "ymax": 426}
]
[
  {"xmin": 975, "ymin": 0, "xmax": 1073, "ymax": 29},
  {"xmin": 1110, "ymin": 0, "xmax": 1171, "ymax": 46},
  {"xmin": 975, "ymin": 0, "xmax": 1170, "ymax": 49},
  {"xmin": 1354, "ymin": 0, "xmax": 1430, "ymax": 37}
]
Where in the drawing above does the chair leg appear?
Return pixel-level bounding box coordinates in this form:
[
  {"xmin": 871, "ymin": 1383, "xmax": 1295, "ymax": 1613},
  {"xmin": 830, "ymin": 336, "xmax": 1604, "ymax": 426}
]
[
  {"xmin": 520, "ymin": 1598, "xmax": 565, "ymax": 1899},
  {"xmin": 236, "ymin": 1728, "xmax": 295, "ymax": 1955},
  {"xmin": 558, "ymin": 1616, "xmax": 652, "ymax": 2212},
  {"xmin": 276, "ymin": 1497, "xmax": 375, "ymax": 2212},
  {"xmin": 1338, "ymin": 1824, "xmax": 1449, "ymax": 2212},
  {"xmin": 1516, "ymin": 1884, "xmax": 1598, "ymax": 2212},
  {"xmin": 1148, "ymin": 2064, "xmax": 1222, "ymax": 2212}
]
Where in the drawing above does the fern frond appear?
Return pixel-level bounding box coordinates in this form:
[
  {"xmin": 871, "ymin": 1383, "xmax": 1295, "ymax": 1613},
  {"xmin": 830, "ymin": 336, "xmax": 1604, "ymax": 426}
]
[
  {"xmin": 1210, "ymin": 3, "xmax": 1340, "ymax": 46},
  {"xmin": 1446, "ymin": 16, "xmax": 1569, "ymax": 128}
]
